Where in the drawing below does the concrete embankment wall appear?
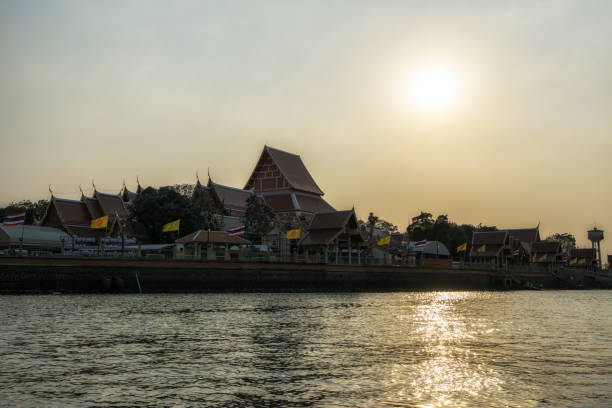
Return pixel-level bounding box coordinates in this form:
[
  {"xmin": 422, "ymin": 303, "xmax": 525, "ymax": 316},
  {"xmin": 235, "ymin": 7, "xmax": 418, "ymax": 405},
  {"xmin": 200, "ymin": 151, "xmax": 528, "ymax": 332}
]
[{"xmin": 0, "ymin": 258, "xmax": 495, "ymax": 293}]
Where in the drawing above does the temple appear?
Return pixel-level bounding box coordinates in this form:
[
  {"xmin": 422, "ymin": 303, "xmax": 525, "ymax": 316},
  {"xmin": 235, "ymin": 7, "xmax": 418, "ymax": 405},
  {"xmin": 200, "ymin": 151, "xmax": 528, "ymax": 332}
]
[
  {"xmin": 244, "ymin": 146, "xmax": 335, "ymax": 223},
  {"xmin": 40, "ymin": 186, "xmax": 133, "ymax": 238}
]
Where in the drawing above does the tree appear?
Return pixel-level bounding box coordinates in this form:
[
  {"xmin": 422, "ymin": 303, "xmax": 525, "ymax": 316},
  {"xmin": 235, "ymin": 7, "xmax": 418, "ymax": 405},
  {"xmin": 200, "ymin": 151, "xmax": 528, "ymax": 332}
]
[
  {"xmin": 128, "ymin": 187, "xmax": 201, "ymax": 243},
  {"xmin": 0, "ymin": 200, "xmax": 49, "ymax": 225},
  {"xmin": 546, "ymin": 233, "xmax": 576, "ymax": 255},
  {"xmin": 244, "ymin": 195, "xmax": 274, "ymax": 244}
]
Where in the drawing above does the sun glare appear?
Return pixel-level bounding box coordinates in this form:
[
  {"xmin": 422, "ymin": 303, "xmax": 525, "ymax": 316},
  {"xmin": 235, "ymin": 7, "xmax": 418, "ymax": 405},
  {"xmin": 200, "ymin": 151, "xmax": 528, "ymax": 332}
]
[{"xmin": 402, "ymin": 65, "xmax": 459, "ymax": 113}]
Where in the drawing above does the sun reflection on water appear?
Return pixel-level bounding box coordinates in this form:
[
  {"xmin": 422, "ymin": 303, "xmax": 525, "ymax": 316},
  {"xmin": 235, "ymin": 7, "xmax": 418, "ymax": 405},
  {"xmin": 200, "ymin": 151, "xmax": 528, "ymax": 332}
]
[{"xmin": 388, "ymin": 292, "xmax": 504, "ymax": 407}]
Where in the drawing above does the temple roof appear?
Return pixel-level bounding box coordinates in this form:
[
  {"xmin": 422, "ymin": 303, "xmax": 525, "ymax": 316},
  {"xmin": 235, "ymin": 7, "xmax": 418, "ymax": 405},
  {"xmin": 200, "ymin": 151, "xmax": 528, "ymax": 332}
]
[
  {"xmin": 571, "ymin": 248, "xmax": 596, "ymax": 259},
  {"xmin": 82, "ymin": 196, "xmax": 104, "ymax": 219},
  {"xmin": 300, "ymin": 210, "xmax": 363, "ymax": 246},
  {"xmin": 531, "ymin": 241, "xmax": 560, "ymax": 254},
  {"xmin": 470, "ymin": 231, "xmax": 508, "ymax": 257},
  {"xmin": 505, "ymin": 228, "xmax": 540, "ymax": 244},
  {"xmin": 95, "ymin": 191, "xmax": 128, "ymax": 218},
  {"xmin": 245, "ymin": 146, "xmax": 324, "ymax": 196},
  {"xmin": 53, "ymin": 198, "xmax": 92, "ymax": 226},
  {"xmin": 208, "ymin": 180, "xmax": 253, "ymax": 213}
]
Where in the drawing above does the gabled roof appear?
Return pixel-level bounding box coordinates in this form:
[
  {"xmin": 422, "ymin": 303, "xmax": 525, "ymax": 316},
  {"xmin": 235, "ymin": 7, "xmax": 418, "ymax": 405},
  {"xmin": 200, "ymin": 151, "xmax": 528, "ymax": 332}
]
[
  {"xmin": 53, "ymin": 198, "xmax": 91, "ymax": 226},
  {"xmin": 82, "ymin": 196, "xmax": 104, "ymax": 219},
  {"xmin": 95, "ymin": 191, "xmax": 128, "ymax": 218},
  {"xmin": 470, "ymin": 231, "xmax": 508, "ymax": 257},
  {"xmin": 263, "ymin": 194, "xmax": 295, "ymax": 212},
  {"xmin": 505, "ymin": 228, "xmax": 540, "ymax": 244},
  {"xmin": 245, "ymin": 146, "xmax": 324, "ymax": 195},
  {"xmin": 532, "ymin": 241, "xmax": 560, "ymax": 254},
  {"xmin": 300, "ymin": 210, "xmax": 364, "ymax": 246},
  {"xmin": 295, "ymin": 194, "xmax": 335, "ymax": 213},
  {"xmin": 208, "ymin": 179, "xmax": 253, "ymax": 213}
]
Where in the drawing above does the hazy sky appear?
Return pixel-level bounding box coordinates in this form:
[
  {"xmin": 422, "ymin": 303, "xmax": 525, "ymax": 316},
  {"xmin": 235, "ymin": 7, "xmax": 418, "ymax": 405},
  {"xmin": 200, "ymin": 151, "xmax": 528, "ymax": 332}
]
[{"xmin": 1, "ymin": 0, "xmax": 610, "ymax": 255}]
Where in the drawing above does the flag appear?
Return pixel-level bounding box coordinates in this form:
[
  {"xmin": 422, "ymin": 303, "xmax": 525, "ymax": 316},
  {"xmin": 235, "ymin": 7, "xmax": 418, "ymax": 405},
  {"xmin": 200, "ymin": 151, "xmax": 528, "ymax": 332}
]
[
  {"xmin": 228, "ymin": 224, "xmax": 246, "ymax": 237},
  {"xmin": 457, "ymin": 242, "xmax": 467, "ymax": 253},
  {"xmin": 286, "ymin": 229, "xmax": 301, "ymax": 240},
  {"xmin": 578, "ymin": 258, "xmax": 586, "ymax": 265},
  {"xmin": 415, "ymin": 239, "xmax": 427, "ymax": 248},
  {"xmin": 570, "ymin": 257, "xmax": 578, "ymax": 265},
  {"xmin": 477, "ymin": 244, "xmax": 486, "ymax": 253},
  {"xmin": 90, "ymin": 215, "xmax": 108, "ymax": 229},
  {"xmin": 538, "ymin": 254, "xmax": 548, "ymax": 262},
  {"xmin": 377, "ymin": 236, "xmax": 391, "ymax": 246},
  {"xmin": 532, "ymin": 253, "xmax": 537, "ymax": 263},
  {"xmin": 3, "ymin": 211, "xmax": 26, "ymax": 226},
  {"xmin": 605, "ymin": 262, "xmax": 611, "ymax": 268},
  {"xmin": 162, "ymin": 219, "xmax": 180, "ymax": 232},
  {"xmin": 512, "ymin": 249, "xmax": 520, "ymax": 256}
]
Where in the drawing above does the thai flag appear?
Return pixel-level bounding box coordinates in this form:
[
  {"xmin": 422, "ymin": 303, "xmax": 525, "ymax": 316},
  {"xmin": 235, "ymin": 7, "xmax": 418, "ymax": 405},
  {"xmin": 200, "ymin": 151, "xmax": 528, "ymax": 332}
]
[
  {"xmin": 414, "ymin": 239, "xmax": 427, "ymax": 248},
  {"xmin": 512, "ymin": 249, "xmax": 520, "ymax": 256},
  {"xmin": 228, "ymin": 224, "xmax": 246, "ymax": 237},
  {"xmin": 3, "ymin": 211, "xmax": 26, "ymax": 226}
]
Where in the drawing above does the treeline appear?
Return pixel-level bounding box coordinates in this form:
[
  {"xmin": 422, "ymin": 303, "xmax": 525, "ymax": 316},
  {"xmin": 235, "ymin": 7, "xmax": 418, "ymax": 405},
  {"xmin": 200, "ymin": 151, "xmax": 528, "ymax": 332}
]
[{"xmin": 362, "ymin": 211, "xmax": 577, "ymax": 258}]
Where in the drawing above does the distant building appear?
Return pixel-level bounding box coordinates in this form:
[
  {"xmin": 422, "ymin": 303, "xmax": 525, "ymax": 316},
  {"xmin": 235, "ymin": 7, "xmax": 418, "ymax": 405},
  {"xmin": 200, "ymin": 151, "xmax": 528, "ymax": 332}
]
[
  {"xmin": 470, "ymin": 226, "xmax": 542, "ymax": 265},
  {"xmin": 244, "ymin": 146, "xmax": 335, "ymax": 225},
  {"xmin": 531, "ymin": 241, "xmax": 561, "ymax": 264},
  {"xmin": 0, "ymin": 225, "xmax": 71, "ymax": 254},
  {"xmin": 570, "ymin": 248, "xmax": 596, "ymax": 268},
  {"xmin": 39, "ymin": 189, "xmax": 128, "ymax": 237}
]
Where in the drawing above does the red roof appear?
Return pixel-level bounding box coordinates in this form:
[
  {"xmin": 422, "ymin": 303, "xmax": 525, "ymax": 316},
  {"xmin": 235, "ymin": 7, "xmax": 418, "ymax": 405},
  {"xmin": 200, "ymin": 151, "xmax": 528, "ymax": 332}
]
[{"xmin": 82, "ymin": 196, "xmax": 104, "ymax": 219}]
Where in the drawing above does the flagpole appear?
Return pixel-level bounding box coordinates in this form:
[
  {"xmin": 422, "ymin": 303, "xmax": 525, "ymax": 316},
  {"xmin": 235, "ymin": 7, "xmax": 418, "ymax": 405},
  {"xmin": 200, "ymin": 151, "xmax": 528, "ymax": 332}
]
[{"xmin": 19, "ymin": 216, "xmax": 25, "ymax": 256}]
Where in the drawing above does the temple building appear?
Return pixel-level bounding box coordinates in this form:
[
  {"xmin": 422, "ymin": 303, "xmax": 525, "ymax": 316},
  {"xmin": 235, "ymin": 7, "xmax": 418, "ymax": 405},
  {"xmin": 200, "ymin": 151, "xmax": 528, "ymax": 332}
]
[
  {"xmin": 470, "ymin": 226, "xmax": 542, "ymax": 265},
  {"xmin": 244, "ymin": 146, "xmax": 335, "ymax": 224},
  {"xmin": 530, "ymin": 241, "xmax": 561, "ymax": 264},
  {"xmin": 40, "ymin": 189, "xmax": 129, "ymax": 237},
  {"xmin": 299, "ymin": 209, "xmax": 366, "ymax": 264},
  {"xmin": 192, "ymin": 176, "xmax": 254, "ymax": 231},
  {"xmin": 120, "ymin": 179, "xmax": 143, "ymax": 205}
]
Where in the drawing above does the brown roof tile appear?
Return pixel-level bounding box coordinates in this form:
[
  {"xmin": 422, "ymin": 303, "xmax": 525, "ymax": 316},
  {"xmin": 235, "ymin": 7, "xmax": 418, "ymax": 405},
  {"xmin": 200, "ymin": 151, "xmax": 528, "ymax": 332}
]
[
  {"xmin": 532, "ymin": 241, "xmax": 560, "ymax": 254},
  {"xmin": 295, "ymin": 194, "xmax": 335, "ymax": 214},
  {"xmin": 54, "ymin": 198, "xmax": 91, "ymax": 226},
  {"xmin": 472, "ymin": 231, "xmax": 508, "ymax": 246},
  {"xmin": 210, "ymin": 182, "xmax": 252, "ymax": 212},
  {"xmin": 82, "ymin": 196, "xmax": 104, "ymax": 219},
  {"xmin": 299, "ymin": 229, "xmax": 340, "ymax": 246},
  {"xmin": 96, "ymin": 192, "xmax": 127, "ymax": 218},
  {"xmin": 309, "ymin": 210, "xmax": 353, "ymax": 230},
  {"xmin": 263, "ymin": 194, "xmax": 296, "ymax": 212},
  {"xmin": 505, "ymin": 228, "xmax": 540, "ymax": 244}
]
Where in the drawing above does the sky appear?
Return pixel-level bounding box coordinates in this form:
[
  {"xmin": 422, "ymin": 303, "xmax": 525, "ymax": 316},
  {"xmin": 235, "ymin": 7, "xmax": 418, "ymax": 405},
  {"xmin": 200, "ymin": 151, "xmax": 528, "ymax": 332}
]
[{"xmin": 0, "ymin": 0, "xmax": 611, "ymax": 256}]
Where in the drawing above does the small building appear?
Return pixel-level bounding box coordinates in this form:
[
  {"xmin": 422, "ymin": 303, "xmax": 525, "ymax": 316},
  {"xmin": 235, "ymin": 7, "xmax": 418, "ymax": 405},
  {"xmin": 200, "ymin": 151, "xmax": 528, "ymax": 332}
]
[
  {"xmin": 531, "ymin": 241, "xmax": 561, "ymax": 264},
  {"xmin": 299, "ymin": 209, "xmax": 366, "ymax": 264},
  {"xmin": 0, "ymin": 225, "xmax": 71, "ymax": 254},
  {"xmin": 470, "ymin": 231, "xmax": 509, "ymax": 265},
  {"xmin": 176, "ymin": 230, "xmax": 250, "ymax": 261},
  {"xmin": 570, "ymin": 248, "xmax": 596, "ymax": 268}
]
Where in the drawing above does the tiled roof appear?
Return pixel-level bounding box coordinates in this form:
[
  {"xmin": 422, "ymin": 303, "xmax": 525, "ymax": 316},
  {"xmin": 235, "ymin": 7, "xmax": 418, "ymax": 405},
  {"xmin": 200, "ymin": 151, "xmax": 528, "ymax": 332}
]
[
  {"xmin": 295, "ymin": 194, "xmax": 335, "ymax": 214},
  {"xmin": 54, "ymin": 198, "xmax": 91, "ymax": 226},
  {"xmin": 263, "ymin": 194, "xmax": 295, "ymax": 212},
  {"xmin": 472, "ymin": 231, "xmax": 508, "ymax": 246},
  {"xmin": 96, "ymin": 192, "xmax": 127, "ymax": 218},
  {"xmin": 299, "ymin": 229, "xmax": 340, "ymax": 246},
  {"xmin": 210, "ymin": 182, "xmax": 252, "ymax": 212},
  {"xmin": 176, "ymin": 230, "xmax": 250, "ymax": 245},
  {"xmin": 82, "ymin": 196, "xmax": 104, "ymax": 219},
  {"xmin": 309, "ymin": 210, "xmax": 353, "ymax": 230},
  {"xmin": 470, "ymin": 244, "xmax": 504, "ymax": 257},
  {"xmin": 532, "ymin": 241, "xmax": 560, "ymax": 254},
  {"xmin": 505, "ymin": 228, "xmax": 540, "ymax": 244}
]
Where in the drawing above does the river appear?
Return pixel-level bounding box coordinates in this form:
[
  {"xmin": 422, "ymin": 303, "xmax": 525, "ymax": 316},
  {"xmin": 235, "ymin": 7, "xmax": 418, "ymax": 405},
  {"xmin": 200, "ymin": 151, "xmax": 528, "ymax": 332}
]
[{"xmin": 1, "ymin": 291, "xmax": 611, "ymax": 407}]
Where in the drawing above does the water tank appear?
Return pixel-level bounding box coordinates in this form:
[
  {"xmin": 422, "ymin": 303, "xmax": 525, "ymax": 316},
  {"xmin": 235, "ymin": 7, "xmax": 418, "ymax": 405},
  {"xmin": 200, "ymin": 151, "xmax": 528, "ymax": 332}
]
[{"xmin": 588, "ymin": 228, "xmax": 604, "ymax": 242}]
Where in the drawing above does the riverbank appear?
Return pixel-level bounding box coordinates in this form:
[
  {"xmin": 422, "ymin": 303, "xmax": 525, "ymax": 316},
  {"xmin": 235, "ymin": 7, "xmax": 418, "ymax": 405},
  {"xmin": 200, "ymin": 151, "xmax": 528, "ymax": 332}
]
[{"xmin": 0, "ymin": 256, "xmax": 582, "ymax": 293}]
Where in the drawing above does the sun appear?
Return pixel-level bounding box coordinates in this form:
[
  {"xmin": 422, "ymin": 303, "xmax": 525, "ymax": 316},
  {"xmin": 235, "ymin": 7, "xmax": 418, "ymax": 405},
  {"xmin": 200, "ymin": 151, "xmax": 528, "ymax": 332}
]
[{"xmin": 402, "ymin": 65, "xmax": 459, "ymax": 113}]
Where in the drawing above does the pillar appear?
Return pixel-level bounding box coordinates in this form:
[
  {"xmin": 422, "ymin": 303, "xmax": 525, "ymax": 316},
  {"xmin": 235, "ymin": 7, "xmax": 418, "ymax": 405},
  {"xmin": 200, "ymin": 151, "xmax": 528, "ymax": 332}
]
[
  {"xmin": 348, "ymin": 236, "xmax": 352, "ymax": 265},
  {"xmin": 224, "ymin": 243, "xmax": 230, "ymax": 261},
  {"xmin": 207, "ymin": 244, "xmax": 216, "ymax": 261}
]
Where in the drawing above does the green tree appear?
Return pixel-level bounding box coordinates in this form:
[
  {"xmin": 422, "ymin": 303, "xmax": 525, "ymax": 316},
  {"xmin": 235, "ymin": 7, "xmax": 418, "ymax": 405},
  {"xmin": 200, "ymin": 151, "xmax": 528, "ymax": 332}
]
[
  {"xmin": 128, "ymin": 187, "xmax": 200, "ymax": 243},
  {"xmin": 0, "ymin": 200, "xmax": 49, "ymax": 225},
  {"xmin": 244, "ymin": 195, "xmax": 273, "ymax": 244},
  {"xmin": 546, "ymin": 233, "xmax": 576, "ymax": 255}
]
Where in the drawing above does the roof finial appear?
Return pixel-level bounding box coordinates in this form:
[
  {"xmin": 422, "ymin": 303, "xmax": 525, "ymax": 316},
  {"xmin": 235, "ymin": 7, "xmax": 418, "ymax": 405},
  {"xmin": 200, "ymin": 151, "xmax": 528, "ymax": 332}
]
[
  {"xmin": 196, "ymin": 171, "xmax": 200, "ymax": 182},
  {"xmin": 92, "ymin": 180, "xmax": 97, "ymax": 192},
  {"xmin": 48, "ymin": 184, "xmax": 53, "ymax": 197},
  {"xmin": 79, "ymin": 184, "xmax": 84, "ymax": 196},
  {"xmin": 122, "ymin": 179, "xmax": 126, "ymax": 189},
  {"xmin": 136, "ymin": 175, "xmax": 140, "ymax": 185}
]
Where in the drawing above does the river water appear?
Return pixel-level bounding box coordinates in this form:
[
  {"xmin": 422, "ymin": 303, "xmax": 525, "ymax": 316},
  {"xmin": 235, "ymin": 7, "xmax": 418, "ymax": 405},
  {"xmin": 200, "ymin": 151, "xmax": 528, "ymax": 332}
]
[{"xmin": 1, "ymin": 291, "xmax": 611, "ymax": 407}]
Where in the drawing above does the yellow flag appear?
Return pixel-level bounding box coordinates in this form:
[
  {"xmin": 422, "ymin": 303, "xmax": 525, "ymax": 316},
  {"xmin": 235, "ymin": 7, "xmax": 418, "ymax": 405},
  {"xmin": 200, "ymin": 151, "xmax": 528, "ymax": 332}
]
[
  {"xmin": 162, "ymin": 219, "xmax": 180, "ymax": 232},
  {"xmin": 286, "ymin": 229, "xmax": 301, "ymax": 239},
  {"xmin": 538, "ymin": 254, "xmax": 547, "ymax": 262},
  {"xmin": 578, "ymin": 258, "xmax": 586, "ymax": 265},
  {"xmin": 605, "ymin": 262, "xmax": 611, "ymax": 268},
  {"xmin": 477, "ymin": 244, "xmax": 486, "ymax": 253},
  {"xmin": 377, "ymin": 236, "xmax": 391, "ymax": 246},
  {"xmin": 457, "ymin": 243, "xmax": 467, "ymax": 253},
  {"xmin": 532, "ymin": 253, "xmax": 537, "ymax": 263},
  {"xmin": 569, "ymin": 257, "xmax": 578, "ymax": 265},
  {"xmin": 90, "ymin": 215, "xmax": 108, "ymax": 229}
]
